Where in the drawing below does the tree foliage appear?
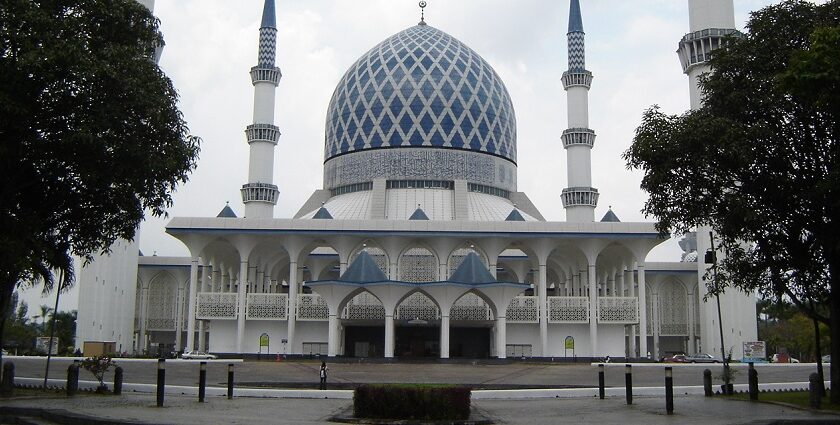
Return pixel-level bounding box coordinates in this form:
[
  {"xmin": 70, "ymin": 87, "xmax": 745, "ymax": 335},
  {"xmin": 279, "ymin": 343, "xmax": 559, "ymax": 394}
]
[
  {"xmin": 623, "ymin": 0, "xmax": 840, "ymax": 402},
  {"xmin": 0, "ymin": 0, "xmax": 200, "ymax": 359}
]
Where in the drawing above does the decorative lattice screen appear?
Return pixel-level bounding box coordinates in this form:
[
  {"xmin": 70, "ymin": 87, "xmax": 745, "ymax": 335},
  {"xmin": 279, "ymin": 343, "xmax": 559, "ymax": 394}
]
[
  {"xmin": 245, "ymin": 293, "xmax": 288, "ymax": 320},
  {"xmin": 506, "ymin": 296, "xmax": 538, "ymax": 323},
  {"xmin": 399, "ymin": 247, "xmax": 437, "ymax": 282},
  {"xmin": 547, "ymin": 296, "xmax": 589, "ymax": 323},
  {"xmin": 598, "ymin": 297, "xmax": 639, "ymax": 323},
  {"xmin": 297, "ymin": 294, "xmax": 328, "ymax": 321},
  {"xmin": 147, "ymin": 276, "xmax": 177, "ymax": 330},
  {"xmin": 397, "ymin": 292, "xmax": 439, "ymax": 320},
  {"xmin": 196, "ymin": 293, "xmax": 238, "ymax": 320},
  {"xmin": 658, "ymin": 282, "xmax": 688, "ymax": 336},
  {"xmin": 448, "ymin": 246, "xmax": 486, "ymax": 275},
  {"xmin": 450, "ymin": 293, "xmax": 491, "ymax": 321},
  {"xmin": 343, "ymin": 292, "xmax": 385, "ymax": 320}
]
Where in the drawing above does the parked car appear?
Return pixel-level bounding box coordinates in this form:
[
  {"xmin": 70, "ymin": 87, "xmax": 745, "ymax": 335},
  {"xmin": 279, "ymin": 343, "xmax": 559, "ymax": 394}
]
[
  {"xmin": 771, "ymin": 354, "xmax": 799, "ymax": 363},
  {"xmin": 822, "ymin": 355, "xmax": 831, "ymax": 363},
  {"xmin": 663, "ymin": 354, "xmax": 688, "ymax": 363},
  {"xmin": 181, "ymin": 351, "xmax": 218, "ymax": 360},
  {"xmin": 685, "ymin": 353, "xmax": 720, "ymax": 363}
]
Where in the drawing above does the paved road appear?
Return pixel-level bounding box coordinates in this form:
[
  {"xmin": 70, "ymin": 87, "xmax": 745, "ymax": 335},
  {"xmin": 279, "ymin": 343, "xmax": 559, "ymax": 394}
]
[
  {"xmin": 2, "ymin": 392, "xmax": 838, "ymax": 425},
  {"xmin": 5, "ymin": 356, "xmax": 827, "ymax": 390}
]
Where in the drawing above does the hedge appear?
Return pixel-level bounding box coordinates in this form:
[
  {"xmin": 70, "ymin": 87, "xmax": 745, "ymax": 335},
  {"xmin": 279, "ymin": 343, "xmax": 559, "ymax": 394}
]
[{"xmin": 353, "ymin": 384, "xmax": 471, "ymax": 420}]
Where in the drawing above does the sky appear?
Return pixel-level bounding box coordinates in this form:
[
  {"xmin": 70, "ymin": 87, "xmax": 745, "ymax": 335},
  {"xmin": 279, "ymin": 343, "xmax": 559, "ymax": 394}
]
[{"xmin": 18, "ymin": 0, "xmax": 786, "ymax": 314}]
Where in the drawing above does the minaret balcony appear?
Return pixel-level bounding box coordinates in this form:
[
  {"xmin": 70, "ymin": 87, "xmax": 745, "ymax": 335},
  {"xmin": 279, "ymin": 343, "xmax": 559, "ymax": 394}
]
[
  {"xmin": 241, "ymin": 182, "xmax": 279, "ymax": 205},
  {"xmin": 677, "ymin": 28, "xmax": 743, "ymax": 73},
  {"xmin": 562, "ymin": 128, "xmax": 596, "ymax": 148},
  {"xmin": 245, "ymin": 123, "xmax": 281, "ymax": 145},
  {"xmin": 562, "ymin": 71, "xmax": 592, "ymax": 89},
  {"xmin": 250, "ymin": 66, "xmax": 281, "ymax": 86},
  {"xmin": 562, "ymin": 187, "xmax": 599, "ymax": 208}
]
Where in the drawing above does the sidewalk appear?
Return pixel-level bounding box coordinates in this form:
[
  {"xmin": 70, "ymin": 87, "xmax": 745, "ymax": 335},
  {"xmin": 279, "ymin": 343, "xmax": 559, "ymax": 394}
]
[{"xmin": 1, "ymin": 392, "xmax": 838, "ymax": 425}]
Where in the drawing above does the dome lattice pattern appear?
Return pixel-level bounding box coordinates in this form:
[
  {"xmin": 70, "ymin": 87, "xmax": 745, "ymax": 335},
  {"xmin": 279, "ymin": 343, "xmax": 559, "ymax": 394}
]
[{"xmin": 325, "ymin": 25, "xmax": 517, "ymax": 163}]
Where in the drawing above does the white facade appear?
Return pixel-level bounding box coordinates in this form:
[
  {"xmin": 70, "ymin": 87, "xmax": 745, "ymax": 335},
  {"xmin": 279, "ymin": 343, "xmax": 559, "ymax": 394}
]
[{"xmin": 74, "ymin": 0, "xmax": 757, "ymax": 360}]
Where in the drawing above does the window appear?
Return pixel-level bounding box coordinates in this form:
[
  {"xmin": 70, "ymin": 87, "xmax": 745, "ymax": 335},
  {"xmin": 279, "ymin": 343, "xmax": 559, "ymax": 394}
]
[{"xmin": 302, "ymin": 342, "xmax": 328, "ymax": 356}]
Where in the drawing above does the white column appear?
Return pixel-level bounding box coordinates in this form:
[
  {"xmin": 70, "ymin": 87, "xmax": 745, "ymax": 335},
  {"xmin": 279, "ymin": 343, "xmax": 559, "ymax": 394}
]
[
  {"xmin": 138, "ymin": 282, "xmax": 149, "ymax": 354},
  {"xmin": 328, "ymin": 314, "xmax": 339, "ymax": 357},
  {"xmin": 384, "ymin": 314, "xmax": 395, "ymax": 358},
  {"xmin": 440, "ymin": 315, "xmax": 450, "ymax": 359},
  {"xmin": 496, "ymin": 316, "xmax": 507, "ymax": 359},
  {"xmin": 185, "ymin": 257, "xmax": 199, "ymax": 352},
  {"xmin": 638, "ymin": 263, "xmax": 648, "ymax": 358},
  {"xmin": 653, "ymin": 292, "xmax": 660, "ymax": 359},
  {"xmin": 588, "ymin": 263, "xmax": 598, "ymax": 357},
  {"xmin": 538, "ymin": 263, "xmax": 548, "ymax": 356},
  {"xmin": 287, "ymin": 261, "xmax": 298, "ymax": 354},
  {"xmin": 198, "ymin": 264, "xmax": 210, "ymax": 352},
  {"xmin": 235, "ymin": 260, "xmax": 249, "ymax": 353},
  {"xmin": 688, "ymin": 290, "xmax": 696, "ymax": 354},
  {"xmin": 174, "ymin": 280, "xmax": 185, "ymax": 351}
]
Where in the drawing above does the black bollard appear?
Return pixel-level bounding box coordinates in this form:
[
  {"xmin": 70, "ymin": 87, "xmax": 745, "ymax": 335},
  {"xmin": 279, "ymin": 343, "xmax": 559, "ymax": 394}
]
[
  {"xmin": 199, "ymin": 362, "xmax": 207, "ymax": 403},
  {"xmin": 665, "ymin": 367, "xmax": 674, "ymax": 415},
  {"xmin": 113, "ymin": 366, "xmax": 123, "ymax": 395},
  {"xmin": 2, "ymin": 362, "xmax": 14, "ymax": 396},
  {"xmin": 625, "ymin": 364, "xmax": 633, "ymax": 405},
  {"xmin": 809, "ymin": 373, "xmax": 821, "ymax": 409},
  {"xmin": 598, "ymin": 364, "xmax": 605, "ymax": 400},
  {"xmin": 227, "ymin": 363, "xmax": 234, "ymax": 400},
  {"xmin": 156, "ymin": 359, "xmax": 165, "ymax": 407},
  {"xmin": 66, "ymin": 363, "xmax": 78, "ymax": 396},
  {"xmin": 703, "ymin": 369, "xmax": 713, "ymax": 397},
  {"xmin": 748, "ymin": 363, "xmax": 758, "ymax": 401}
]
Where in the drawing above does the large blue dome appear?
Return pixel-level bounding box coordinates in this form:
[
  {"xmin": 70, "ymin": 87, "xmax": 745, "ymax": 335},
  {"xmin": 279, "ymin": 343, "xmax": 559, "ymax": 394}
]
[{"xmin": 324, "ymin": 24, "xmax": 517, "ymax": 164}]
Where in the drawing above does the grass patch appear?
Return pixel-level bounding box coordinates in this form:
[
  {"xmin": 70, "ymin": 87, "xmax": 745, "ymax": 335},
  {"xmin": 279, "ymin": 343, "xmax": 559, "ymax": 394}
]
[{"xmin": 734, "ymin": 390, "xmax": 840, "ymax": 412}]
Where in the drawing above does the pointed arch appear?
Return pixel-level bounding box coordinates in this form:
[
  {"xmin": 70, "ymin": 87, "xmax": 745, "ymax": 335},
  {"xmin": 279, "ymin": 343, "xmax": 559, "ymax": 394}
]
[
  {"xmin": 395, "ymin": 288, "xmax": 440, "ymax": 320},
  {"xmin": 398, "ymin": 243, "xmax": 438, "ymax": 282},
  {"xmin": 339, "ymin": 288, "xmax": 385, "ymax": 320},
  {"xmin": 450, "ymin": 289, "xmax": 494, "ymax": 321}
]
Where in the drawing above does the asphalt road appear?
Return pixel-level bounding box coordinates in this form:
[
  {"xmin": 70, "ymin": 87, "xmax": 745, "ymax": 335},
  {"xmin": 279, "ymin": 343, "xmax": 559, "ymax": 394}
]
[{"xmin": 4, "ymin": 356, "xmax": 827, "ymax": 390}]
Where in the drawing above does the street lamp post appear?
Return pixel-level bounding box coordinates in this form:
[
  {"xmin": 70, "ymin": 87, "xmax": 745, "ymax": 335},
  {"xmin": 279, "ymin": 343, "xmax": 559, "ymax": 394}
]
[{"xmin": 705, "ymin": 231, "xmax": 731, "ymax": 394}]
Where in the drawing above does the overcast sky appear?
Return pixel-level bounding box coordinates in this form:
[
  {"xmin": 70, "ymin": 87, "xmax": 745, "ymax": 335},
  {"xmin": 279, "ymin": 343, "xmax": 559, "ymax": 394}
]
[{"xmin": 19, "ymin": 0, "xmax": 787, "ymax": 313}]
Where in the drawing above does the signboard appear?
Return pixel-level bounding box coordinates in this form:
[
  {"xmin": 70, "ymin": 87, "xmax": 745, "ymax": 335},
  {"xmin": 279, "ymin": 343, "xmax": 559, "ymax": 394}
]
[
  {"xmin": 259, "ymin": 333, "xmax": 270, "ymax": 347},
  {"xmin": 564, "ymin": 336, "xmax": 575, "ymax": 350},
  {"xmin": 742, "ymin": 341, "xmax": 767, "ymax": 363},
  {"xmin": 36, "ymin": 337, "xmax": 59, "ymax": 355}
]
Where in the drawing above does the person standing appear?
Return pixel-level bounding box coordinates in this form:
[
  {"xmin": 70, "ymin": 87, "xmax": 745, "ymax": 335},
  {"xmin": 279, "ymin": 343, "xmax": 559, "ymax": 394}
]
[{"xmin": 319, "ymin": 361, "xmax": 328, "ymax": 390}]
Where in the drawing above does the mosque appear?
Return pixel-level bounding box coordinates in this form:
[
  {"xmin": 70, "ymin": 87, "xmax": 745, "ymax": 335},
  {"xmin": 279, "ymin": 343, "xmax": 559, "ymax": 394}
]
[{"xmin": 75, "ymin": 0, "xmax": 758, "ymax": 360}]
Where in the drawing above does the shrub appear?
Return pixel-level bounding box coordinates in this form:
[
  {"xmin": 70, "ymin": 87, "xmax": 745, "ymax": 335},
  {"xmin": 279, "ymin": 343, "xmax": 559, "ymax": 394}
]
[
  {"xmin": 353, "ymin": 384, "xmax": 471, "ymax": 420},
  {"xmin": 80, "ymin": 355, "xmax": 116, "ymax": 392}
]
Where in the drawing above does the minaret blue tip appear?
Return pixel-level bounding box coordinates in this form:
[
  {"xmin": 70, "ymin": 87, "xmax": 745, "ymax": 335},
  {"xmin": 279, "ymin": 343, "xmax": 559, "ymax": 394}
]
[
  {"xmin": 261, "ymin": 0, "xmax": 276, "ymax": 29},
  {"xmin": 569, "ymin": 0, "xmax": 584, "ymax": 33}
]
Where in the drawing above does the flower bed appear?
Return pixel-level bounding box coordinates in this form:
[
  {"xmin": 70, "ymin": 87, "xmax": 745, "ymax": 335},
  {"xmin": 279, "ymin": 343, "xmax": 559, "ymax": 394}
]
[{"xmin": 353, "ymin": 384, "xmax": 471, "ymax": 420}]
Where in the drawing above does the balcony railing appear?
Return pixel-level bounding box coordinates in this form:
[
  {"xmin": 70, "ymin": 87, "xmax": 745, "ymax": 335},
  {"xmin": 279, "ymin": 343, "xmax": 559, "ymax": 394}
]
[
  {"xmin": 548, "ymin": 296, "xmax": 589, "ymax": 323},
  {"xmin": 598, "ymin": 297, "xmax": 639, "ymax": 324},
  {"xmin": 196, "ymin": 293, "xmax": 238, "ymax": 320},
  {"xmin": 246, "ymin": 293, "xmax": 288, "ymax": 320},
  {"xmin": 506, "ymin": 296, "xmax": 538, "ymax": 323},
  {"xmin": 297, "ymin": 294, "xmax": 328, "ymax": 321}
]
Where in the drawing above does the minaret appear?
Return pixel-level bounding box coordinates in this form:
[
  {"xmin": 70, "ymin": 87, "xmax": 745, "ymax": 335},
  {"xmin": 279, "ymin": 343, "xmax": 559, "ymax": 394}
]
[
  {"xmin": 678, "ymin": 1, "xmax": 756, "ymax": 360},
  {"xmin": 561, "ymin": 0, "xmax": 599, "ymax": 222},
  {"xmin": 678, "ymin": 0, "xmax": 737, "ymax": 109},
  {"xmin": 240, "ymin": 0, "xmax": 282, "ymax": 218}
]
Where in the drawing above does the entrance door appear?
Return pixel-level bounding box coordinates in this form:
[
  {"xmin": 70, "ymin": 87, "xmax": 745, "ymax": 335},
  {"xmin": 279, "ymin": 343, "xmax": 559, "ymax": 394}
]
[
  {"xmin": 395, "ymin": 326, "xmax": 439, "ymax": 357},
  {"xmin": 344, "ymin": 326, "xmax": 384, "ymax": 357}
]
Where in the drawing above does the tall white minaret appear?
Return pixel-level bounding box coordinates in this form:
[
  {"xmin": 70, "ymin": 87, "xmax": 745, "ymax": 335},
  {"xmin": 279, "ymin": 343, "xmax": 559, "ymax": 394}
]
[
  {"xmin": 241, "ymin": 0, "xmax": 281, "ymax": 218},
  {"xmin": 678, "ymin": 0, "xmax": 737, "ymax": 109},
  {"xmin": 561, "ymin": 0, "xmax": 598, "ymax": 222},
  {"xmin": 678, "ymin": 1, "xmax": 756, "ymax": 360}
]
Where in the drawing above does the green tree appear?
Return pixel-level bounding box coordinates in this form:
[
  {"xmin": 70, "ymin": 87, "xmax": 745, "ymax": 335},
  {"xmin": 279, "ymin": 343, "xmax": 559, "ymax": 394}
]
[
  {"xmin": 0, "ymin": 0, "xmax": 200, "ymax": 367},
  {"xmin": 623, "ymin": 0, "xmax": 840, "ymax": 402},
  {"xmin": 51, "ymin": 310, "xmax": 77, "ymax": 355}
]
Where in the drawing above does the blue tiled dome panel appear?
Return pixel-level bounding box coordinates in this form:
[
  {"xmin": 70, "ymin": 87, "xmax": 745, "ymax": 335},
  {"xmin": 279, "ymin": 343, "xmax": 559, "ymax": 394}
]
[{"xmin": 325, "ymin": 25, "xmax": 517, "ymax": 164}]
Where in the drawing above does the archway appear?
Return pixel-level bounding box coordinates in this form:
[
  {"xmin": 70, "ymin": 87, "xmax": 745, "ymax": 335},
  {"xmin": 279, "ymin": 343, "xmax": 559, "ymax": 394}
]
[
  {"xmin": 394, "ymin": 290, "xmax": 440, "ymax": 357},
  {"xmin": 340, "ymin": 290, "xmax": 385, "ymax": 357}
]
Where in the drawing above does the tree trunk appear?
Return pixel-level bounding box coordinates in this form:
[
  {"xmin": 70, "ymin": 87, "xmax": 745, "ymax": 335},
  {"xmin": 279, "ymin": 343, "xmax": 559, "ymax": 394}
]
[
  {"xmin": 814, "ymin": 313, "xmax": 826, "ymax": 396},
  {"xmin": 831, "ymin": 265, "xmax": 840, "ymax": 404},
  {"xmin": 0, "ymin": 277, "xmax": 15, "ymax": 383}
]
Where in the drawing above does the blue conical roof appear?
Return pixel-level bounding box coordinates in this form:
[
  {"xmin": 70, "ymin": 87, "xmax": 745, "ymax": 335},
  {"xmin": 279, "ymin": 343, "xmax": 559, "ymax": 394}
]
[
  {"xmin": 505, "ymin": 209, "xmax": 525, "ymax": 222},
  {"xmin": 261, "ymin": 0, "xmax": 276, "ymax": 29},
  {"xmin": 448, "ymin": 253, "xmax": 496, "ymax": 284},
  {"xmin": 409, "ymin": 207, "xmax": 429, "ymax": 220},
  {"xmin": 313, "ymin": 206, "xmax": 333, "ymax": 219},
  {"xmin": 217, "ymin": 203, "xmax": 237, "ymax": 218},
  {"xmin": 569, "ymin": 0, "xmax": 584, "ymax": 33},
  {"xmin": 601, "ymin": 208, "xmax": 621, "ymax": 223},
  {"xmin": 338, "ymin": 251, "xmax": 388, "ymax": 283}
]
